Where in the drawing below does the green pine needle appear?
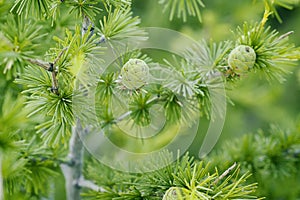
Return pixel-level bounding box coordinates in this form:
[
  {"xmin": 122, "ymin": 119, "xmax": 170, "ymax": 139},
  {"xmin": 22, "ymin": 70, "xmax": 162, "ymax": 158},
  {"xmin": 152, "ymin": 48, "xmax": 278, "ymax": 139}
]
[
  {"xmin": 163, "ymin": 56, "xmax": 199, "ymax": 98},
  {"xmin": 264, "ymin": 0, "xmax": 300, "ymax": 23},
  {"xmin": 208, "ymin": 124, "xmax": 300, "ymax": 198},
  {"xmin": 0, "ymin": 15, "xmax": 46, "ymax": 78},
  {"xmin": 0, "ymin": 92, "xmax": 29, "ymax": 135},
  {"xmin": 10, "ymin": 0, "xmax": 51, "ymax": 18},
  {"xmin": 83, "ymin": 152, "xmax": 261, "ymax": 199},
  {"xmin": 15, "ymin": 66, "xmax": 74, "ymax": 146},
  {"xmin": 68, "ymin": 0, "xmax": 101, "ymax": 20},
  {"xmin": 2, "ymin": 136, "xmax": 60, "ymax": 197},
  {"xmin": 129, "ymin": 92, "xmax": 152, "ymax": 126},
  {"xmin": 184, "ymin": 40, "xmax": 233, "ymax": 70},
  {"xmin": 99, "ymin": 7, "xmax": 147, "ymax": 41},
  {"xmin": 102, "ymin": 0, "xmax": 132, "ymax": 9},
  {"xmin": 159, "ymin": 0, "xmax": 205, "ymax": 23}
]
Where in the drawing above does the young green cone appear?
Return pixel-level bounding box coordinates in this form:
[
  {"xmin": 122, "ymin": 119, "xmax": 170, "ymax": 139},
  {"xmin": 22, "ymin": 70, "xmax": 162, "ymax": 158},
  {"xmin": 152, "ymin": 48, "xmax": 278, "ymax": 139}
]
[
  {"xmin": 228, "ymin": 45, "xmax": 256, "ymax": 74},
  {"xmin": 120, "ymin": 58, "xmax": 149, "ymax": 90}
]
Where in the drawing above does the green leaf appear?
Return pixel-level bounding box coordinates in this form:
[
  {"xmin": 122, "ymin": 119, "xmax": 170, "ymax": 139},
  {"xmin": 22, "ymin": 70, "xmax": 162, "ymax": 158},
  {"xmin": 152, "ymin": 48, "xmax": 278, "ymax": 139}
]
[{"xmin": 2, "ymin": 155, "xmax": 28, "ymax": 195}]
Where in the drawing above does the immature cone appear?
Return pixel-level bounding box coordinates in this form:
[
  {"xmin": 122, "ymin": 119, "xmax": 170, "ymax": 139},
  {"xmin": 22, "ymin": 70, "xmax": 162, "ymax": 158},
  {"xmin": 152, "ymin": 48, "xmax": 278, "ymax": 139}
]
[
  {"xmin": 162, "ymin": 187, "xmax": 182, "ymax": 200},
  {"xmin": 228, "ymin": 45, "xmax": 256, "ymax": 74},
  {"xmin": 120, "ymin": 58, "xmax": 149, "ymax": 90}
]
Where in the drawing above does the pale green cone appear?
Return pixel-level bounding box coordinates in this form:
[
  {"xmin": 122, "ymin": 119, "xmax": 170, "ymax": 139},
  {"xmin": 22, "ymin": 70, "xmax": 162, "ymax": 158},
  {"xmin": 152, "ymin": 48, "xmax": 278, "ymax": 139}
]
[
  {"xmin": 228, "ymin": 45, "xmax": 256, "ymax": 74},
  {"xmin": 120, "ymin": 58, "xmax": 149, "ymax": 90},
  {"xmin": 163, "ymin": 187, "xmax": 183, "ymax": 200}
]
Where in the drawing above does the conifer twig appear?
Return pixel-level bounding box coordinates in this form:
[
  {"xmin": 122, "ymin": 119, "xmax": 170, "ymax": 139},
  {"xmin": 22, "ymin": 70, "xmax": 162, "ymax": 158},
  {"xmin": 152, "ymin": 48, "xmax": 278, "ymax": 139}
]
[
  {"xmin": 26, "ymin": 47, "xmax": 67, "ymax": 71},
  {"xmin": 82, "ymin": 15, "xmax": 94, "ymax": 38},
  {"xmin": 113, "ymin": 111, "xmax": 132, "ymax": 123},
  {"xmin": 26, "ymin": 58, "xmax": 53, "ymax": 71},
  {"xmin": 77, "ymin": 176, "xmax": 106, "ymax": 192},
  {"xmin": 213, "ymin": 162, "xmax": 237, "ymax": 185},
  {"xmin": 50, "ymin": 47, "xmax": 68, "ymax": 95},
  {"xmin": 53, "ymin": 47, "xmax": 68, "ymax": 65},
  {"xmin": 51, "ymin": 70, "xmax": 59, "ymax": 95},
  {"xmin": 26, "ymin": 47, "xmax": 68, "ymax": 95}
]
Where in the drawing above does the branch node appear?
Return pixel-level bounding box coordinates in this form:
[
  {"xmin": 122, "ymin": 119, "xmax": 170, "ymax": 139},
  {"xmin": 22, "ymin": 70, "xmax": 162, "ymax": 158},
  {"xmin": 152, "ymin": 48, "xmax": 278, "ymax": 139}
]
[
  {"xmin": 51, "ymin": 87, "xmax": 59, "ymax": 94},
  {"xmin": 73, "ymin": 180, "xmax": 81, "ymax": 189},
  {"xmin": 48, "ymin": 62, "xmax": 54, "ymax": 72},
  {"xmin": 78, "ymin": 176, "xmax": 106, "ymax": 192},
  {"xmin": 97, "ymin": 35, "xmax": 106, "ymax": 44}
]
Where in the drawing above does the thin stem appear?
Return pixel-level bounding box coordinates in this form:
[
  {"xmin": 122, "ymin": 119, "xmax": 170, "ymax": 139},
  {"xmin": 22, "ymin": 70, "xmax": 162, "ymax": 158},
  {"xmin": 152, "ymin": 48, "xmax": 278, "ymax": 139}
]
[
  {"xmin": 26, "ymin": 47, "xmax": 68, "ymax": 95},
  {"xmin": 26, "ymin": 58, "xmax": 53, "ymax": 71},
  {"xmin": 113, "ymin": 111, "xmax": 131, "ymax": 123},
  {"xmin": 96, "ymin": 34, "xmax": 106, "ymax": 44},
  {"xmin": 25, "ymin": 155, "xmax": 71, "ymax": 165},
  {"xmin": 82, "ymin": 15, "xmax": 94, "ymax": 37},
  {"xmin": 213, "ymin": 162, "xmax": 237, "ymax": 185},
  {"xmin": 53, "ymin": 47, "xmax": 68, "ymax": 65},
  {"xmin": 51, "ymin": 71, "xmax": 59, "ymax": 95},
  {"xmin": 78, "ymin": 176, "xmax": 106, "ymax": 192},
  {"xmin": 26, "ymin": 47, "xmax": 68, "ymax": 71}
]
